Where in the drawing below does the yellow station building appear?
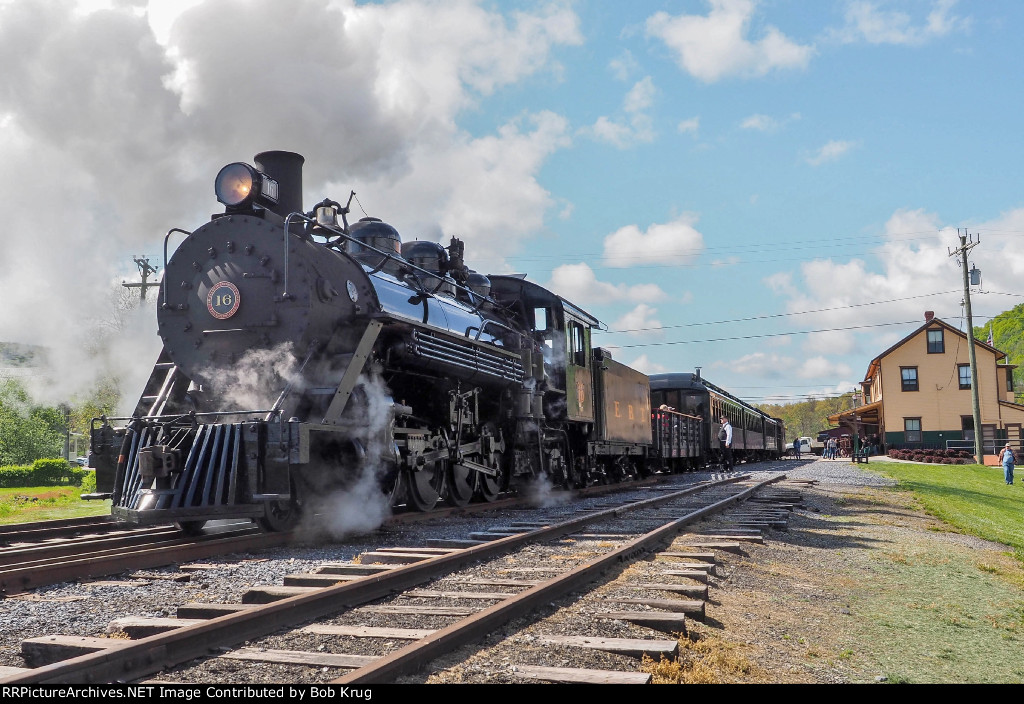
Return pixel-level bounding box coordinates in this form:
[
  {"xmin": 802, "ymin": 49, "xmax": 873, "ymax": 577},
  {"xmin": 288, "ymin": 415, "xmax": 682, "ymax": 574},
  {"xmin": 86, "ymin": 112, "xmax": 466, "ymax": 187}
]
[{"xmin": 830, "ymin": 314, "xmax": 1024, "ymax": 454}]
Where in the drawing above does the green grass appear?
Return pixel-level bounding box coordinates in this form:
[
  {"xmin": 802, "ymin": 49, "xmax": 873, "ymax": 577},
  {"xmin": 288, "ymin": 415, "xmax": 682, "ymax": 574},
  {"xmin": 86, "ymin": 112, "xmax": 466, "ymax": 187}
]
[
  {"xmin": 869, "ymin": 461, "xmax": 1024, "ymax": 561},
  {"xmin": 0, "ymin": 486, "xmax": 111, "ymax": 524}
]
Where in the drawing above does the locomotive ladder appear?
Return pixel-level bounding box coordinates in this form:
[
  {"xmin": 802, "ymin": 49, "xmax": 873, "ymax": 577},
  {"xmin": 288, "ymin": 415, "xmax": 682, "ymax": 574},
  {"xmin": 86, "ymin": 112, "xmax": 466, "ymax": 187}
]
[{"xmin": 139, "ymin": 361, "xmax": 178, "ymax": 417}]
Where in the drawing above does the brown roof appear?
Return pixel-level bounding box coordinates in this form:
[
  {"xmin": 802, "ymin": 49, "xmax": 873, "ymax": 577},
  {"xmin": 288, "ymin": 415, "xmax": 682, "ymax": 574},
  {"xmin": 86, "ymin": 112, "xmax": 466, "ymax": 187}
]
[{"xmin": 828, "ymin": 399, "xmax": 882, "ymax": 424}]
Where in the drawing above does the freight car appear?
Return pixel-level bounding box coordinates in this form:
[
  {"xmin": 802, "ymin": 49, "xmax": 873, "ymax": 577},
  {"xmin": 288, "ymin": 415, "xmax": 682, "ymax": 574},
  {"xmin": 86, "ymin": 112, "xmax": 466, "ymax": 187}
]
[{"xmin": 89, "ymin": 152, "xmax": 778, "ymax": 533}]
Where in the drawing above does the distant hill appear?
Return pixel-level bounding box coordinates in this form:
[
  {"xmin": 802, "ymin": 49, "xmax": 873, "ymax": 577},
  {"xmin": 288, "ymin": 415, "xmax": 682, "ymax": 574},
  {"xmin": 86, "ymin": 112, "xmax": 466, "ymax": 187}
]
[{"xmin": 974, "ymin": 304, "xmax": 1024, "ymax": 395}]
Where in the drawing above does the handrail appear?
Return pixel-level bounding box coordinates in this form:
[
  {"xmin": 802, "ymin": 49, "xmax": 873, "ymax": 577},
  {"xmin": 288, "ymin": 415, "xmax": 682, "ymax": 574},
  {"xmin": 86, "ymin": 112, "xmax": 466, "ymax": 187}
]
[{"xmin": 161, "ymin": 228, "xmax": 192, "ymax": 308}]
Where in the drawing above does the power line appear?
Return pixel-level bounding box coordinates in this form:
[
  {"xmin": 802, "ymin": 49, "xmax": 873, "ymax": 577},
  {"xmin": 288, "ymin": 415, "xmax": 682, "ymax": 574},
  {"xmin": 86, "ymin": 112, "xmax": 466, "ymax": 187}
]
[
  {"xmin": 607, "ymin": 319, "xmax": 920, "ymax": 350},
  {"xmin": 598, "ymin": 289, "xmax": 960, "ymax": 334}
]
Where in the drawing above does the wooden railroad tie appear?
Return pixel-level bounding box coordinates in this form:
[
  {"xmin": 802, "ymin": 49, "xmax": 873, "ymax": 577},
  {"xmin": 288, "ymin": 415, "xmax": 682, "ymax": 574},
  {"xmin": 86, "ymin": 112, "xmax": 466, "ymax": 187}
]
[
  {"xmin": 219, "ymin": 648, "xmax": 375, "ymax": 670},
  {"xmin": 283, "ymin": 573, "xmax": 363, "ymax": 587},
  {"xmin": 605, "ymin": 598, "xmax": 706, "ymax": 620},
  {"xmin": 316, "ymin": 563, "xmax": 398, "ymax": 575},
  {"xmin": 426, "ymin": 538, "xmax": 486, "ymax": 548},
  {"xmin": 301, "ymin": 625, "xmax": 435, "ymax": 640},
  {"xmin": 633, "ymin": 583, "xmax": 709, "ymax": 599},
  {"xmin": 660, "ymin": 569, "xmax": 709, "ymax": 583},
  {"xmin": 22, "ymin": 635, "xmax": 131, "ymax": 668},
  {"xmin": 360, "ymin": 605, "xmax": 477, "ymax": 616},
  {"xmin": 536, "ymin": 635, "xmax": 678, "ymax": 659},
  {"xmin": 513, "ymin": 665, "xmax": 651, "ymax": 685},
  {"xmin": 593, "ymin": 611, "xmax": 688, "ymax": 636},
  {"xmin": 356, "ymin": 551, "xmax": 435, "ymax": 564},
  {"xmin": 242, "ymin": 585, "xmax": 320, "ymax": 603},
  {"xmin": 106, "ymin": 617, "xmax": 206, "ymax": 639},
  {"xmin": 177, "ymin": 602, "xmax": 255, "ymax": 619}
]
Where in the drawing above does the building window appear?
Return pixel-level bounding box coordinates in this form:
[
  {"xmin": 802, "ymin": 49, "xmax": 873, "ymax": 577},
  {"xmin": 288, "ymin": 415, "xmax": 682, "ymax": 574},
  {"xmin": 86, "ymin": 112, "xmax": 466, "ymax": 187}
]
[
  {"xmin": 959, "ymin": 364, "xmax": 971, "ymax": 389},
  {"xmin": 901, "ymin": 367, "xmax": 919, "ymax": 392},
  {"xmin": 962, "ymin": 416, "xmax": 975, "ymax": 441},
  {"xmin": 927, "ymin": 329, "xmax": 944, "ymax": 354},
  {"xmin": 1008, "ymin": 371, "xmax": 1015, "ymax": 393},
  {"xmin": 905, "ymin": 418, "xmax": 922, "ymax": 443}
]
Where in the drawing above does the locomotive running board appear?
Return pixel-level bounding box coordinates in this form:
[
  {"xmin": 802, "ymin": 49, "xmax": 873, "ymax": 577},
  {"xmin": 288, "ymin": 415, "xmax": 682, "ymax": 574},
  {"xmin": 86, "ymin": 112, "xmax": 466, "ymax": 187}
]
[{"xmin": 322, "ymin": 319, "xmax": 383, "ymax": 424}]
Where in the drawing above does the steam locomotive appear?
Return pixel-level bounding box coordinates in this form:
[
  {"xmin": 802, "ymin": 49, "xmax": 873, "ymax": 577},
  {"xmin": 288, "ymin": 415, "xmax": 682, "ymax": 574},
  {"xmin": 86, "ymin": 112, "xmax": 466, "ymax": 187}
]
[{"xmin": 90, "ymin": 151, "xmax": 782, "ymax": 533}]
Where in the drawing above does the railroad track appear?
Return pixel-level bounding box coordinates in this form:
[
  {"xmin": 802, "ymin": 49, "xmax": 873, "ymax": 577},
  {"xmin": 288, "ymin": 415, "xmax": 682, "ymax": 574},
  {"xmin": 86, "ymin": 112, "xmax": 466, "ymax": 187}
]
[
  {"xmin": 0, "ymin": 472, "xmax": 804, "ymax": 684},
  {"xmin": 0, "ymin": 477, "xmax": 659, "ymax": 597},
  {"xmin": 0, "ymin": 520, "xmax": 277, "ymax": 597}
]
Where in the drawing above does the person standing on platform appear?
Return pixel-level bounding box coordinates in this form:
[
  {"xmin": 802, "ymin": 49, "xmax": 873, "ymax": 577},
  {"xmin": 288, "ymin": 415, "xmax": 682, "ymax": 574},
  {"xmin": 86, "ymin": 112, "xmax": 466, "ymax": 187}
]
[
  {"xmin": 793, "ymin": 437, "xmax": 801, "ymax": 459},
  {"xmin": 719, "ymin": 416, "xmax": 734, "ymax": 471}
]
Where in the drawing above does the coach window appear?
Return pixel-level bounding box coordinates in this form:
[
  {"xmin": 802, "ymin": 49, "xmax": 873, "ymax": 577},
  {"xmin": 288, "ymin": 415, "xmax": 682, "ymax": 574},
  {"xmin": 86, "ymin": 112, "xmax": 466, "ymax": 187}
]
[
  {"xmin": 569, "ymin": 322, "xmax": 586, "ymax": 367},
  {"xmin": 958, "ymin": 364, "xmax": 971, "ymax": 389},
  {"xmin": 905, "ymin": 418, "xmax": 922, "ymax": 444},
  {"xmin": 927, "ymin": 329, "xmax": 944, "ymax": 354},
  {"xmin": 900, "ymin": 367, "xmax": 919, "ymax": 392}
]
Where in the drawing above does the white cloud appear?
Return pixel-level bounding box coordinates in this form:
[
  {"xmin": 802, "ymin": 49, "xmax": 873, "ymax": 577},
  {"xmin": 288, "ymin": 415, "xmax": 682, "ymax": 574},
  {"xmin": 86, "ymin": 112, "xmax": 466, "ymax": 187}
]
[
  {"xmin": 830, "ymin": 0, "xmax": 970, "ymax": 46},
  {"xmin": 729, "ymin": 352, "xmax": 795, "ymax": 379},
  {"xmin": 609, "ymin": 50, "xmax": 640, "ymax": 81},
  {"xmin": 611, "ymin": 304, "xmax": 663, "ymax": 338},
  {"xmin": 603, "ymin": 214, "xmax": 705, "ymax": 267},
  {"xmin": 646, "ymin": 0, "xmax": 813, "ymax": 83},
  {"xmin": 799, "ymin": 356, "xmax": 853, "ymax": 379},
  {"xmin": 0, "ymin": 0, "xmax": 582, "ymax": 398},
  {"xmin": 546, "ymin": 263, "xmax": 668, "ymax": 306},
  {"xmin": 806, "ymin": 139, "xmax": 856, "ymax": 165},
  {"xmin": 741, "ymin": 112, "xmax": 799, "ymax": 132},
  {"xmin": 741, "ymin": 114, "xmax": 778, "ymax": 131},
  {"xmin": 583, "ymin": 76, "xmax": 656, "ymax": 148},
  {"xmin": 627, "ymin": 354, "xmax": 669, "ymax": 374},
  {"xmin": 677, "ymin": 117, "xmax": 700, "ymax": 134},
  {"xmin": 763, "ymin": 270, "xmax": 796, "ymax": 294}
]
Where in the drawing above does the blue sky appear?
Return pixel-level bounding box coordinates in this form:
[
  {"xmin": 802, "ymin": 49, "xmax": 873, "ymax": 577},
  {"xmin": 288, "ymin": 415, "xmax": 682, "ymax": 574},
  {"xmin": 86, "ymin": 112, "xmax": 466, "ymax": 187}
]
[{"xmin": 2, "ymin": 0, "xmax": 1023, "ymax": 407}]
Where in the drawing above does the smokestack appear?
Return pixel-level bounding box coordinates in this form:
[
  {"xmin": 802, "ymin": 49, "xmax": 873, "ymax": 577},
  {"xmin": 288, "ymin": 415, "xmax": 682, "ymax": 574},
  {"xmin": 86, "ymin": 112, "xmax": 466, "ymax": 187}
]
[
  {"xmin": 924, "ymin": 311, "xmax": 934, "ymax": 321},
  {"xmin": 254, "ymin": 151, "xmax": 304, "ymax": 218}
]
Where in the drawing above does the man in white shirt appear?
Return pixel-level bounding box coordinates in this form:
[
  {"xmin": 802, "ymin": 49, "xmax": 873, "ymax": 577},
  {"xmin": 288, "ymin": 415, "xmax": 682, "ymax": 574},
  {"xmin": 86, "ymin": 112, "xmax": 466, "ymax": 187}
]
[{"xmin": 720, "ymin": 416, "xmax": 734, "ymax": 470}]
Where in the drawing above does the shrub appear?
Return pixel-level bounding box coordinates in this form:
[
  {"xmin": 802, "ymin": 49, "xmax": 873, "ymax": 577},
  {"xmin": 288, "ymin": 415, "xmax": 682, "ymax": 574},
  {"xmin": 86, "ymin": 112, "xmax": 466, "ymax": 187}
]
[
  {"xmin": 79, "ymin": 470, "xmax": 96, "ymax": 494},
  {"xmin": 0, "ymin": 459, "xmax": 87, "ymax": 488}
]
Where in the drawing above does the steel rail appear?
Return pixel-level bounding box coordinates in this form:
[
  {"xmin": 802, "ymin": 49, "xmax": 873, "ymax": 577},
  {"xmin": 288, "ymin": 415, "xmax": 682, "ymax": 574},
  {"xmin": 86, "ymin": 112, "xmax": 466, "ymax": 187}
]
[
  {"xmin": 0, "ymin": 475, "xmax": 749, "ymax": 684},
  {"xmin": 0, "ymin": 516, "xmax": 119, "ymax": 539},
  {"xmin": 0, "ymin": 526, "xmax": 189, "ymax": 566},
  {"xmin": 0, "ymin": 528, "xmax": 283, "ymax": 596},
  {"xmin": 334, "ymin": 474, "xmax": 785, "ymax": 683}
]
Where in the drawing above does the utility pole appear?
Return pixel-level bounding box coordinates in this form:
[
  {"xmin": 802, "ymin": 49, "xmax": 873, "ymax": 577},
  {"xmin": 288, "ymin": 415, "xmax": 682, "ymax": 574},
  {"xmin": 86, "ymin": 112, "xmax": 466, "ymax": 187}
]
[
  {"xmin": 122, "ymin": 256, "xmax": 159, "ymax": 302},
  {"xmin": 949, "ymin": 229, "xmax": 983, "ymax": 464}
]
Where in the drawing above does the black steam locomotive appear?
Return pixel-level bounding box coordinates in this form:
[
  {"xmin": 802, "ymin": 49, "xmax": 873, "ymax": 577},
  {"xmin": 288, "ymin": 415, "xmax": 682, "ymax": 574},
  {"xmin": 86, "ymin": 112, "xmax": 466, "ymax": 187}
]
[{"xmin": 90, "ymin": 151, "xmax": 781, "ymax": 533}]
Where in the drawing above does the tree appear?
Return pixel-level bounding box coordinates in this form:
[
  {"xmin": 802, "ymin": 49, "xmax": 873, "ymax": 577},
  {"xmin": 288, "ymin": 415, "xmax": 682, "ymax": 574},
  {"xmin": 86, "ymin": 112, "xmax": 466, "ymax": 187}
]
[{"xmin": 0, "ymin": 378, "xmax": 64, "ymax": 465}]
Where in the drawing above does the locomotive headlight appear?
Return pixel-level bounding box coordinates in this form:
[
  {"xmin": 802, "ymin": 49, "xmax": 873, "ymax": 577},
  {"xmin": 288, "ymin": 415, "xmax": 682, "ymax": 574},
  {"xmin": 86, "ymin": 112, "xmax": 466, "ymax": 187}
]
[
  {"xmin": 215, "ymin": 162, "xmax": 280, "ymax": 209},
  {"xmin": 215, "ymin": 162, "xmax": 256, "ymax": 207}
]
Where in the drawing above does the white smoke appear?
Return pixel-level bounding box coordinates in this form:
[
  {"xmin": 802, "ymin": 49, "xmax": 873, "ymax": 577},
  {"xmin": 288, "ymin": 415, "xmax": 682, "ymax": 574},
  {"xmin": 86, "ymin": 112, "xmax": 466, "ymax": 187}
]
[
  {"xmin": 0, "ymin": 0, "xmax": 579, "ymax": 410},
  {"xmin": 198, "ymin": 343, "xmax": 300, "ymax": 412},
  {"xmin": 295, "ymin": 372, "xmax": 396, "ymax": 541},
  {"xmin": 523, "ymin": 473, "xmax": 569, "ymax": 509}
]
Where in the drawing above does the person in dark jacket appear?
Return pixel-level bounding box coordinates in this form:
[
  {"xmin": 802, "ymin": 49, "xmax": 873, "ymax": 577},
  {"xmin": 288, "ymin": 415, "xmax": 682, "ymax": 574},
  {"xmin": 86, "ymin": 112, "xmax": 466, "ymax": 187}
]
[{"xmin": 719, "ymin": 416, "xmax": 734, "ymax": 470}]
